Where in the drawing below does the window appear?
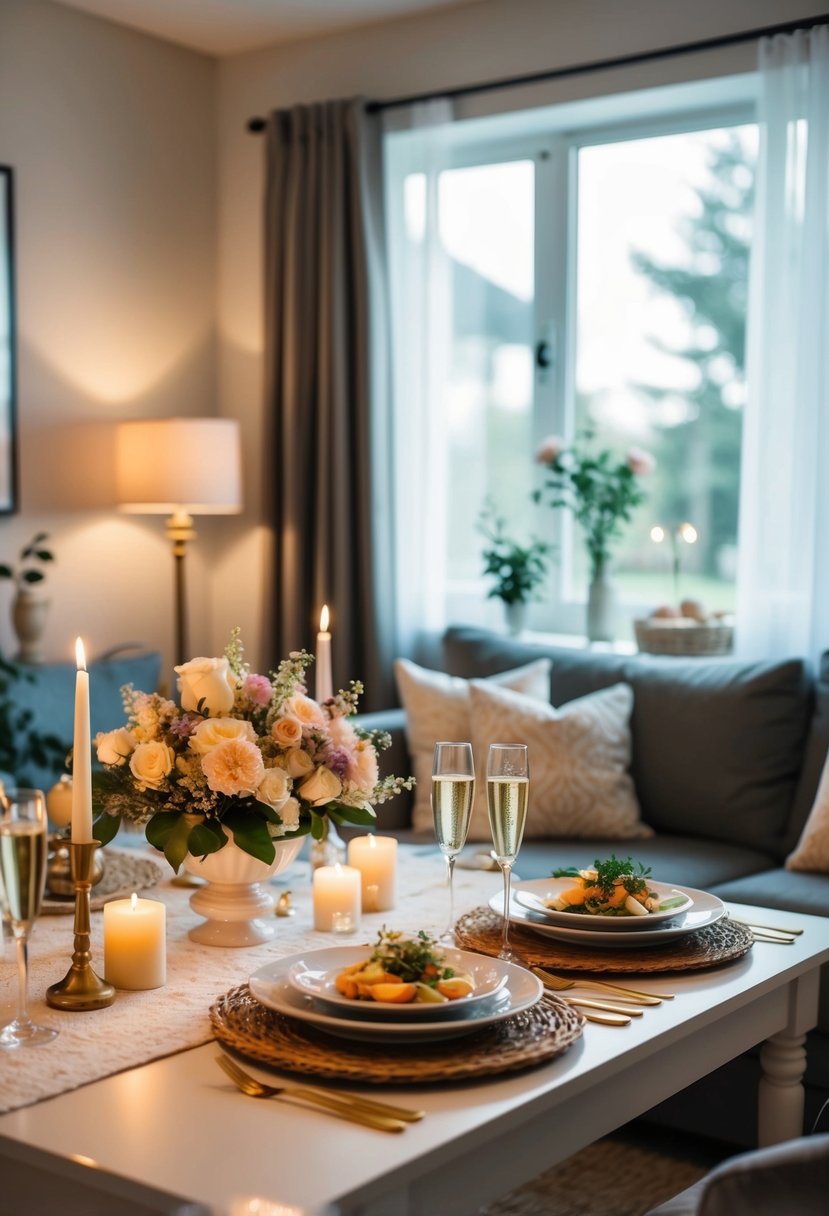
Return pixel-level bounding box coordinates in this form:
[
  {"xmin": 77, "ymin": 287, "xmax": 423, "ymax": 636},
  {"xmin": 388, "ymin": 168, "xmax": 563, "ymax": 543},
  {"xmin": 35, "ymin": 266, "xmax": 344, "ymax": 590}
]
[{"xmin": 385, "ymin": 82, "xmax": 757, "ymax": 645}]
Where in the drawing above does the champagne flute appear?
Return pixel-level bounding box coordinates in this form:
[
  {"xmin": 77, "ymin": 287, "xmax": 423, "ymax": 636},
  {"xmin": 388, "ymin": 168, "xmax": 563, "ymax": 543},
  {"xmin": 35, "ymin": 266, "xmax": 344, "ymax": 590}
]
[
  {"xmin": 431, "ymin": 741, "xmax": 475, "ymax": 942},
  {"xmin": 486, "ymin": 744, "xmax": 529, "ymax": 961},
  {"xmin": 0, "ymin": 788, "xmax": 57, "ymax": 1048}
]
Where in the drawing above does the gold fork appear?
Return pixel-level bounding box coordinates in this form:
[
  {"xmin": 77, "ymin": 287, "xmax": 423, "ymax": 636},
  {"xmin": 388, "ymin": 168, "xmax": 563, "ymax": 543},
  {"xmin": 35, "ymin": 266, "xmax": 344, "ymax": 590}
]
[
  {"xmin": 532, "ymin": 968, "xmax": 674, "ymax": 1004},
  {"xmin": 215, "ymin": 1053, "xmax": 412, "ymax": 1133}
]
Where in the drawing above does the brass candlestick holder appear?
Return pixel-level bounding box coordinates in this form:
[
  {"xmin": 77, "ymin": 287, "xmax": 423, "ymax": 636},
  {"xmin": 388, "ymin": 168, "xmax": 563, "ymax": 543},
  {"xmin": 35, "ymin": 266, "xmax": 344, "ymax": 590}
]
[{"xmin": 46, "ymin": 842, "xmax": 116, "ymax": 1010}]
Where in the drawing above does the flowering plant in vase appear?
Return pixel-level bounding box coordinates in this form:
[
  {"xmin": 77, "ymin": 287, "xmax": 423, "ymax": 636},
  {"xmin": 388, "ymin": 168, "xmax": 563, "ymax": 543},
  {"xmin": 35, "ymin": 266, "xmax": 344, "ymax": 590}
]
[
  {"xmin": 91, "ymin": 630, "xmax": 414, "ymax": 873},
  {"xmin": 533, "ymin": 432, "xmax": 655, "ymax": 579}
]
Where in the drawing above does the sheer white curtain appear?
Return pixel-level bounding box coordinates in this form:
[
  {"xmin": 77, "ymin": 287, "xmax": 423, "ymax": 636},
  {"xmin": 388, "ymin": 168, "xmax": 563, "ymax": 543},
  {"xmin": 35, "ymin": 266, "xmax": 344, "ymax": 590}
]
[
  {"xmin": 736, "ymin": 25, "xmax": 829, "ymax": 662},
  {"xmin": 384, "ymin": 101, "xmax": 454, "ymax": 659}
]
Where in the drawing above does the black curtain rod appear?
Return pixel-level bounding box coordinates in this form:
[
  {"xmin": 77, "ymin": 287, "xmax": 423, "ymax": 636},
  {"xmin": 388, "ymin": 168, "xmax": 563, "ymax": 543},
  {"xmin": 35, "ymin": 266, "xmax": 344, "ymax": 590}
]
[{"xmin": 246, "ymin": 12, "xmax": 827, "ymax": 132}]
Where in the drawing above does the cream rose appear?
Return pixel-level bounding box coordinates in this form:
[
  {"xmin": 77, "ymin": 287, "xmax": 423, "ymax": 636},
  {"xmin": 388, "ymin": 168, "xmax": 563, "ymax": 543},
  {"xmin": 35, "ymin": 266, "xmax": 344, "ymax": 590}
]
[
  {"xmin": 271, "ymin": 716, "xmax": 303, "ymax": 748},
  {"xmin": 285, "ymin": 748, "xmax": 314, "ymax": 779},
  {"xmin": 256, "ymin": 766, "xmax": 290, "ymax": 810},
  {"xmin": 269, "ymin": 796, "xmax": 301, "ymax": 838},
  {"xmin": 129, "ymin": 740, "xmax": 175, "ymax": 790},
  {"xmin": 95, "ymin": 727, "xmax": 136, "ymax": 766},
  {"xmin": 283, "ymin": 694, "xmax": 327, "ymax": 730},
  {"xmin": 298, "ymin": 764, "xmax": 342, "ymax": 807},
  {"xmin": 189, "ymin": 716, "xmax": 256, "ymax": 756},
  {"xmin": 174, "ymin": 656, "xmax": 236, "ymax": 715},
  {"xmin": 201, "ymin": 738, "xmax": 265, "ymax": 797}
]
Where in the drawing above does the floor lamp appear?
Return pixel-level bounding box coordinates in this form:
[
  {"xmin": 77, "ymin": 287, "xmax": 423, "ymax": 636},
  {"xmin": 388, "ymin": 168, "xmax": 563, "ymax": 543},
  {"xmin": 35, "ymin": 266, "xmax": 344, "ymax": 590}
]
[{"xmin": 115, "ymin": 418, "xmax": 242, "ymax": 666}]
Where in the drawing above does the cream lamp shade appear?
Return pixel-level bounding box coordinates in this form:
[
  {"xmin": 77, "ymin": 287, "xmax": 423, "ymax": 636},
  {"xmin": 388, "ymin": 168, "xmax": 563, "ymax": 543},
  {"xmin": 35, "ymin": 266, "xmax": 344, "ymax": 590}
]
[
  {"xmin": 115, "ymin": 417, "xmax": 242, "ymax": 515},
  {"xmin": 115, "ymin": 417, "xmax": 243, "ymax": 666}
]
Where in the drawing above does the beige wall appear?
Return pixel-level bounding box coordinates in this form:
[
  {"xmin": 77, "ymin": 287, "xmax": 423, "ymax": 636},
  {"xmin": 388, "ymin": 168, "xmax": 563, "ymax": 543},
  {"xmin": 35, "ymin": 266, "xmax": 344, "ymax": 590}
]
[
  {"xmin": 0, "ymin": 0, "xmax": 825, "ymax": 685},
  {"xmin": 0, "ymin": 0, "xmax": 217, "ymax": 686}
]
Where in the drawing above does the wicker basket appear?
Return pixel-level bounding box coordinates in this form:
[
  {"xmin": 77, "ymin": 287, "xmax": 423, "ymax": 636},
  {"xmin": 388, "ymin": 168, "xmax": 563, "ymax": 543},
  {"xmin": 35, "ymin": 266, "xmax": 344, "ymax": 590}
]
[{"xmin": 634, "ymin": 618, "xmax": 734, "ymax": 657}]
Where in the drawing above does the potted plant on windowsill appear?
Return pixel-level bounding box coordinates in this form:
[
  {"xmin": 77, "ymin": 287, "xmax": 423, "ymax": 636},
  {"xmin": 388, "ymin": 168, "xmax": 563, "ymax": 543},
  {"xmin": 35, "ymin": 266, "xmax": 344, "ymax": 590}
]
[
  {"xmin": 0, "ymin": 532, "xmax": 55, "ymax": 663},
  {"xmin": 479, "ymin": 504, "xmax": 551, "ymax": 636}
]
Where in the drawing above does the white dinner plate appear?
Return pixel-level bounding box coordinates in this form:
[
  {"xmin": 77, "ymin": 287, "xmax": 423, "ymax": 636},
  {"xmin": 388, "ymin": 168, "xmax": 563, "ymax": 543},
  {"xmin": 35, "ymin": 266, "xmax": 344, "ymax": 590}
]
[
  {"xmin": 249, "ymin": 954, "xmax": 543, "ymax": 1043},
  {"xmin": 493, "ymin": 880, "xmax": 725, "ymax": 948},
  {"xmin": 514, "ymin": 878, "xmax": 693, "ymax": 930},
  {"xmin": 287, "ymin": 944, "xmax": 508, "ymax": 1018}
]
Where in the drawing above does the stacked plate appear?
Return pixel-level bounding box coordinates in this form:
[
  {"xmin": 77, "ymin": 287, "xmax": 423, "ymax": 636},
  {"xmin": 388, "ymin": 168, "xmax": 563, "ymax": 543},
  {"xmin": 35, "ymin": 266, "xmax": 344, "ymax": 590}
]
[
  {"xmin": 493, "ymin": 878, "xmax": 726, "ymax": 948},
  {"xmin": 249, "ymin": 944, "xmax": 543, "ymax": 1043}
]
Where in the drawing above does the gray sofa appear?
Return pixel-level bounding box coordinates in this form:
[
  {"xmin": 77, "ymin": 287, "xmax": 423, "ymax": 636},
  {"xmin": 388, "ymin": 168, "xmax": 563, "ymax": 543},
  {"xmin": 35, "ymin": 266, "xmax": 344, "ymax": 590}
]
[{"xmin": 359, "ymin": 624, "xmax": 829, "ymax": 1148}]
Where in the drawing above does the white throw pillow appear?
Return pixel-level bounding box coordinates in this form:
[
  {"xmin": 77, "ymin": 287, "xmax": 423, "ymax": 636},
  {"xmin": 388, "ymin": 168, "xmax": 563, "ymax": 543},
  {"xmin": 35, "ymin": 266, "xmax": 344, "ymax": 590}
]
[
  {"xmin": 467, "ymin": 679, "xmax": 651, "ymax": 840},
  {"xmin": 786, "ymin": 750, "xmax": 829, "ymax": 872},
  {"xmin": 394, "ymin": 656, "xmax": 552, "ymax": 836}
]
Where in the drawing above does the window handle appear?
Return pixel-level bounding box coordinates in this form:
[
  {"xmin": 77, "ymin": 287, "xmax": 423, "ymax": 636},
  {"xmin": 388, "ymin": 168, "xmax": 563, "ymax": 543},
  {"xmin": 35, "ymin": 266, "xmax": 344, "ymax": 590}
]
[{"xmin": 535, "ymin": 340, "xmax": 553, "ymax": 369}]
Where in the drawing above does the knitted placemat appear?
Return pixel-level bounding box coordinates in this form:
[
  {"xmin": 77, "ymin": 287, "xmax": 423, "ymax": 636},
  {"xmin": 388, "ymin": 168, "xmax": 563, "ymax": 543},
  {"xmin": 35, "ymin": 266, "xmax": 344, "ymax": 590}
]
[
  {"xmin": 454, "ymin": 907, "xmax": 754, "ymax": 973},
  {"xmin": 210, "ymin": 984, "xmax": 583, "ymax": 1083},
  {"xmin": 42, "ymin": 850, "xmax": 165, "ymax": 914}
]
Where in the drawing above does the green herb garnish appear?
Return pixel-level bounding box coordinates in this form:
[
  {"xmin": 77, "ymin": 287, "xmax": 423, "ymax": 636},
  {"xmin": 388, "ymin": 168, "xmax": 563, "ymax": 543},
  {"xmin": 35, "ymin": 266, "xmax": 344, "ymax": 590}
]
[{"xmin": 368, "ymin": 928, "xmax": 453, "ymax": 986}]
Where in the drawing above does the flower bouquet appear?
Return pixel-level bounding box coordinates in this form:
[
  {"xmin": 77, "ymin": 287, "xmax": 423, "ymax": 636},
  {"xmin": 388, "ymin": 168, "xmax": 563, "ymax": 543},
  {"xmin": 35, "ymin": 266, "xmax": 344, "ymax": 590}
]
[{"xmin": 92, "ymin": 630, "xmax": 413, "ymax": 873}]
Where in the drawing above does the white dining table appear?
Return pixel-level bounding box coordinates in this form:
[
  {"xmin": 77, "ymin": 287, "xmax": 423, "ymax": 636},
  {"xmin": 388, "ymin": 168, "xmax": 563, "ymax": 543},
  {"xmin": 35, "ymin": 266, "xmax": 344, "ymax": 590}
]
[{"xmin": 1, "ymin": 846, "xmax": 829, "ymax": 1216}]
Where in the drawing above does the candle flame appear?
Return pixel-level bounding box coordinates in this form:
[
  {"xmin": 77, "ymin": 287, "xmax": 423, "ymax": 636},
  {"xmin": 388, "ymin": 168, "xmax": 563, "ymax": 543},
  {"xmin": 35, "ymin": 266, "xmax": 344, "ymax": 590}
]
[
  {"xmin": 75, "ymin": 636, "xmax": 87, "ymax": 671},
  {"xmin": 320, "ymin": 604, "xmax": 330, "ymax": 632},
  {"xmin": 130, "ymin": 892, "xmax": 138, "ymax": 911},
  {"xmin": 368, "ymin": 834, "xmax": 377, "ymax": 850}
]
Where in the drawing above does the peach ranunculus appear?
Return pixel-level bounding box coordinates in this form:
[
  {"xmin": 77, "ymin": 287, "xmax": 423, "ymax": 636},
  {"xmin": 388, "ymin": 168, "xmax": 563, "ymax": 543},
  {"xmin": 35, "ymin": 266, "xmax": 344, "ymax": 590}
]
[
  {"xmin": 129, "ymin": 740, "xmax": 175, "ymax": 791},
  {"xmin": 298, "ymin": 764, "xmax": 342, "ymax": 807},
  {"xmin": 174, "ymin": 656, "xmax": 236, "ymax": 715},
  {"xmin": 282, "ymin": 693, "xmax": 327, "ymax": 730},
  {"xmin": 271, "ymin": 715, "xmax": 304, "ymax": 748},
  {"xmin": 189, "ymin": 716, "xmax": 256, "ymax": 756},
  {"xmin": 255, "ymin": 766, "xmax": 290, "ymax": 810},
  {"xmin": 535, "ymin": 435, "xmax": 564, "ymax": 465},
  {"xmin": 270, "ymin": 796, "xmax": 301, "ymax": 836},
  {"xmin": 201, "ymin": 738, "xmax": 265, "ymax": 797},
  {"xmin": 626, "ymin": 447, "xmax": 656, "ymax": 476},
  {"xmin": 285, "ymin": 748, "xmax": 314, "ymax": 779},
  {"xmin": 95, "ymin": 727, "xmax": 136, "ymax": 766},
  {"xmin": 350, "ymin": 739, "xmax": 379, "ymax": 795},
  {"xmin": 327, "ymin": 716, "xmax": 358, "ymax": 751}
]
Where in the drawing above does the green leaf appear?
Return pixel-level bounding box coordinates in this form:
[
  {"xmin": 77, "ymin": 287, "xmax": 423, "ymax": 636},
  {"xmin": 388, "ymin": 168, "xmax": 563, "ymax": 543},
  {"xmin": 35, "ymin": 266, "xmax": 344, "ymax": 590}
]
[
  {"xmin": 162, "ymin": 814, "xmax": 196, "ymax": 874},
  {"xmin": 333, "ymin": 805, "xmax": 377, "ymax": 826},
  {"xmin": 0, "ymin": 564, "xmax": 12, "ymax": 578},
  {"xmin": 187, "ymin": 820, "xmax": 226, "ymax": 857},
  {"xmin": 222, "ymin": 811, "xmax": 275, "ymax": 866},
  {"xmin": 21, "ymin": 570, "xmax": 45, "ymax": 584},
  {"xmin": 145, "ymin": 811, "xmax": 180, "ymax": 852},
  {"xmin": 93, "ymin": 812, "xmax": 121, "ymax": 846}
]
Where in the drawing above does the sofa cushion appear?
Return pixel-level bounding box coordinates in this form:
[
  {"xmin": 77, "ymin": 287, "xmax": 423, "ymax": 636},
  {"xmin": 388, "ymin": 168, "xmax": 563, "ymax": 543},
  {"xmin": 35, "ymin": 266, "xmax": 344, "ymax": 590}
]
[
  {"xmin": 393, "ymin": 656, "xmax": 552, "ymax": 836},
  {"xmin": 466, "ymin": 680, "xmax": 650, "ymax": 840},
  {"xmin": 443, "ymin": 627, "xmax": 812, "ymax": 858},
  {"xmin": 786, "ymin": 748, "xmax": 829, "ymax": 873}
]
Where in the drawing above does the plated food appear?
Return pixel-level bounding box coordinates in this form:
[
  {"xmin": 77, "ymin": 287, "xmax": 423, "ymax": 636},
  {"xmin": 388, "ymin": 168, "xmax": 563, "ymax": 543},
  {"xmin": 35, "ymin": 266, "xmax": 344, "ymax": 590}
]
[
  {"xmin": 334, "ymin": 929, "xmax": 475, "ymax": 1006},
  {"xmin": 547, "ymin": 856, "xmax": 690, "ymax": 919}
]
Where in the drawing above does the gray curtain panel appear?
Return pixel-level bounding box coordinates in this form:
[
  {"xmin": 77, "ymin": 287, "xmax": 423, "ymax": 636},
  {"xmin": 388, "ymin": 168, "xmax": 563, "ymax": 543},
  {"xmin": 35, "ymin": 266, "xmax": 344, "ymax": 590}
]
[{"xmin": 263, "ymin": 97, "xmax": 396, "ymax": 710}]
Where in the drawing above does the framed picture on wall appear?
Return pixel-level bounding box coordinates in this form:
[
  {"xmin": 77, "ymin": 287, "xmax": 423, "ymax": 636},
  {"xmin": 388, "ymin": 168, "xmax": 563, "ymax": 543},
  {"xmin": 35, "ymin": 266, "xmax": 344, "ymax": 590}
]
[{"xmin": 0, "ymin": 165, "xmax": 18, "ymax": 514}]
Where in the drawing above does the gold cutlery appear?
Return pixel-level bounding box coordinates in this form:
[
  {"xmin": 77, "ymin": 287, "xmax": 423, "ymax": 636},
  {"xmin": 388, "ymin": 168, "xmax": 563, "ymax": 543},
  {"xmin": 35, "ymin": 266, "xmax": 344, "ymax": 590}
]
[
  {"xmin": 543, "ymin": 995, "xmax": 631, "ymax": 1026},
  {"xmin": 532, "ymin": 968, "xmax": 674, "ymax": 1004},
  {"xmin": 216, "ymin": 1053, "xmax": 415, "ymax": 1132},
  {"xmin": 731, "ymin": 919, "xmax": 801, "ymax": 938},
  {"xmin": 560, "ymin": 995, "xmax": 644, "ymax": 1017},
  {"xmin": 748, "ymin": 930, "xmax": 796, "ymax": 944}
]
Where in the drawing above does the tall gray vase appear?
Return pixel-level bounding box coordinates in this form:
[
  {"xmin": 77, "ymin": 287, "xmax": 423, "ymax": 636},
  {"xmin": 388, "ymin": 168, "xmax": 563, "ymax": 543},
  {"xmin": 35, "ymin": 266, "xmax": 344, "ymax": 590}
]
[{"xmin": 587, "ymin": 567, "xmax": 615, "ymax": 643}]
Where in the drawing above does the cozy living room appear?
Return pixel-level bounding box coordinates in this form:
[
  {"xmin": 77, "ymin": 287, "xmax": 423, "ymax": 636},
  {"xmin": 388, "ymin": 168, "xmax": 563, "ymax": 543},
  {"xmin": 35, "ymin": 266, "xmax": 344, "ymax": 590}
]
[{"xmin": 1, "ymin": 1, "xmax": 829, "ymax": 1214}]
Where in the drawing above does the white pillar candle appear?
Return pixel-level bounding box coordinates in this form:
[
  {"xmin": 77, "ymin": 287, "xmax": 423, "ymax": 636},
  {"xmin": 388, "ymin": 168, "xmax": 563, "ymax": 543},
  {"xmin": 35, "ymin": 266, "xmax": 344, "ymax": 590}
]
[
  {"xmin": 347, "ymin": 834, "xmax": 398, "ymax": 912},
  {"xmin": 315, "ymin": 604, "xmax": 333, "ymax": 703},
  {"xmin": 72, "ymin": 637, "xmax": 93, "ymax": 843},
  {"xmin": 313, "ymin": 862, "xmax": 361, "ymax": 932},
  {"xmin": 103, "ymin": 893, "xmax": 166, "ymax": 990}
]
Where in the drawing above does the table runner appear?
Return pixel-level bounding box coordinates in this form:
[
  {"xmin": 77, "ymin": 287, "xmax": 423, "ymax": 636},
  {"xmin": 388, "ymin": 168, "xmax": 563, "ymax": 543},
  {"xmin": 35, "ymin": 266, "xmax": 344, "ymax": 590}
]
[{"xmin": 0, "ymin": 844, "xmax": 499, "ymax": 1115}]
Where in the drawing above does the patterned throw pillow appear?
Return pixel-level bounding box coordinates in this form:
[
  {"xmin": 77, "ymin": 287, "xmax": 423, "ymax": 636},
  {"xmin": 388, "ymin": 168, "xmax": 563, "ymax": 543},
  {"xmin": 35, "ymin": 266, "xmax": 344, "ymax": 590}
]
[
  {"xmin": 786, "ymin": 750, "xmax": 829, "ymax": 872},
  {"xmin": 466, "ymin": 679, "xmax": 651, "ymax": 840},
  {"xmin": 394, "ymin": 656, "xmax": 552, "ymax": 836}
]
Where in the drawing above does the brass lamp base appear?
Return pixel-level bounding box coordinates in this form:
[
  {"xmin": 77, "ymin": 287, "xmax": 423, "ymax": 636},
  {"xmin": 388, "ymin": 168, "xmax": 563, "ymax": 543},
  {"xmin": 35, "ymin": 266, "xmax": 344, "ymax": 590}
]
[{"xmin": 46, "ymin": 842, "xmax": 116, "ymax": 1011}]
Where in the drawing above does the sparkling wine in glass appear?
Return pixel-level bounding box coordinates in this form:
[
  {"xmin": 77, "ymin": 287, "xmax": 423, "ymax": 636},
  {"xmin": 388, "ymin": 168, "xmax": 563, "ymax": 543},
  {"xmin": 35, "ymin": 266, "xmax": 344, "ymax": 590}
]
[
  {"xmin": 0, "ymin": 788, "xmax": 57, "ymax": 1048},
  {"xmin": 486, "ymin": 743, "xmax": 529, "ymax": 961},
  {"xmin": 431, "ymin": 741, "xmax": 475, "ymax": 942}
]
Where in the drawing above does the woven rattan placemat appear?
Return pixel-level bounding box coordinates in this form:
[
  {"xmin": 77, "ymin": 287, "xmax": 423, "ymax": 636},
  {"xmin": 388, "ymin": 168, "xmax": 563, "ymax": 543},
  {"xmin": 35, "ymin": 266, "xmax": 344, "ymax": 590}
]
[
  {"xmin": 454, "ymin": 907, "xmax": 754, "ymax": 974},
  {"xmin": 210, "ymin": 984, "xmax": 583, "ymax": 1083},
  {"xmin": 42, "ymin": 850, "xmax": 165, "ymax": 914}
]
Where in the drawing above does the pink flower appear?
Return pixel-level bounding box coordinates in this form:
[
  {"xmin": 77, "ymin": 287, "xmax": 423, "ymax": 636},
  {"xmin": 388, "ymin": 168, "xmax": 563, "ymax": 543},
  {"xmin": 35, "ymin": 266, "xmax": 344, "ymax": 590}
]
[
  {"xmin": 244, "ymin": 673, "xmax": 272, "ymax": 708},
  {"xmin": 201, "ymin": 738, "xmax": 265, "ymax": 797},
  {"xmin": 350, "ymin": 740, "xmax": 379, "ymax": 795},
  {"xmin": 626, "ymin": 447, "xmax": 656, "ymax": 476},
  {"xmin": 535, "ymin": 435, "xmax": 564, "ymax": 465}
]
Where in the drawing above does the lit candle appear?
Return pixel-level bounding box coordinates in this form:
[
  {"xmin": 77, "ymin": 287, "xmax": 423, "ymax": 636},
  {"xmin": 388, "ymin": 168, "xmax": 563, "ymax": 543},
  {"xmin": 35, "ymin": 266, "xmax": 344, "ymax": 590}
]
[
  {"xmin": 312, "ymin": 862, "xmax": 360, "ymax": 932},
  {"xmin": 315, "ymin": 604, "xmax": 333, "ymax": 703},
  {"xmin": 347, "ymin": 835, "xmax": 398, "ymax": 912},
  {"xmin": 72, "ymin": 637, "xmax": 93, "ymax": 843},
  {"xmin": 103, "ymin": 893, "xmax": 166, "ymax": 990}
]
